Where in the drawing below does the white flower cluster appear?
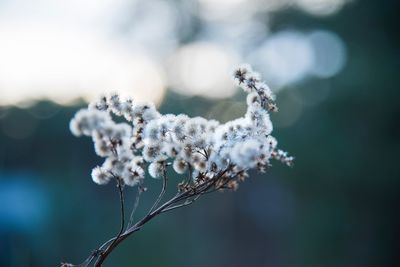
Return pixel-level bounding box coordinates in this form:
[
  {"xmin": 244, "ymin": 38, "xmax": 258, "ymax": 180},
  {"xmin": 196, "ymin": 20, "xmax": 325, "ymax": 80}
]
[{"xmin": 70, "ymin": 65, "xmax": 293, "ymax": 188}]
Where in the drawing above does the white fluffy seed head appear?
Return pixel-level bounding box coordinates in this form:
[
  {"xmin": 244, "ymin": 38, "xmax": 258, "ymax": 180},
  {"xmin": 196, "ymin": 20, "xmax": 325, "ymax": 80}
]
[
  {"xmin": 141, "ymin": 103, "xmax": 160, "ymax": 122},
  {"xmin": 94, "ymin": 138, "xmax": 112, "ymax": 157},
  {"xmin": 266, "ymin": 135, "xmax": 278, "ymax": 150},
  {"xmin": 206, "ymin": 120, "xmax": 220, "ymax": 133},
  {"xmin": 194, "ymin": 160, "xmax": 207, "ymax": 172},
  {"xmin": 162, "ymin": 143, "xmax": 180, "ymax": 157},
  {"xmin": 70, "ymin": 109, "xmax": 111, "ymax": 137},
  {"xmin": 142, "ymin": 144, "xmax": 162, "ymax": 162},
  {"xmin": 89, "ymin": 95, "xmax": 108, "ymax": 111},
  {"xmin": 71, "ymin": 65, "xmax": 292, "ymax": 187},
  {"xmin": 131, "ymin": 156, "xmax": 145, "ymax": 168},
  {"xmin": 108, "ymin": 93, "xmax": 122, "ymax": 115},
  {"xmin": 69, "ymin": 118, "xmax": 82, "ymax": 136},
  {"xmin": 173, "ymin": 158, "xmax": 188, "ymax": 174},
  {"xmin": 123, "ymin": 165, "xmax": 144, "ymax": 186},
  {"xmin": 231, "ymin": 138, "xmax": 262, "ymax": 168},
  {"xmin": 233, "ymin": 64, "xmax": 252, "ymax": 87},
  {"xmin": 185, "ymin": 120, "xmax": 199, "ymax": 137},
  {"xmin": 91, "ymin": 166, "xmax": 112, "ymax": 185},
  {"xmin": 247, "ymin": 92, "xmax": 262, "ymax": 107},
  {"xmin": 143, "ymin": 120, "xmax": 160, "ymax": 141},
  {"xmin": 148, "ymin": 162, "xmax": 164, "ymax": 179}
]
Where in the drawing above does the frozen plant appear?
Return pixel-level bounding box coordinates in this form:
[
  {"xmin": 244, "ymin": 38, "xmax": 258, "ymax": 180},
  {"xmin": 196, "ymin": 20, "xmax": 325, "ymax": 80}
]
[{"xmin": 63, "ymin": 65, "xmax": 293, "ymax": 267}]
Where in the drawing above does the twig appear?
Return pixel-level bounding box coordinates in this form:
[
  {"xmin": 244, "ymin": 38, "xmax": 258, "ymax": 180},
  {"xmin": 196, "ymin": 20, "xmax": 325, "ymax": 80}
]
[
  {"xmin": 87, "ymin": 167, "xmax": 233, "ymax": 267},
  {"xmin": 127, "ymin": 184, "xmax": 143, "ymax": 228},
  {"xmin": 148, "ymin": 167, "xmax": 168, "ymax": 213},
  {"xmin": 161, "ymin": 193, "xmax": 202, "ymax": 213},
  {"xmin": 115, "ymin": 178, "xmax": 125, "ymax": 238},
  {"xmin": 93, "ymin": 177, "xmax": 125, "ymax": 266}
]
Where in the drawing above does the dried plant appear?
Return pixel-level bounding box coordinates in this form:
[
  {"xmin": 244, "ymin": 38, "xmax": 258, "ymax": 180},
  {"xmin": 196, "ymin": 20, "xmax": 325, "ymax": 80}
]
[{"xmin": 62, "ymin": 65, "xmax": 293, "ymax": 267}]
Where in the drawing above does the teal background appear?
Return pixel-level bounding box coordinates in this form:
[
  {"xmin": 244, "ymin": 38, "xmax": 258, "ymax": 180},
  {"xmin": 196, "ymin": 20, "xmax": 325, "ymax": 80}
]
[{"xmin": 0, "ymin": 1, "xmax": 399, "ymax": 266}]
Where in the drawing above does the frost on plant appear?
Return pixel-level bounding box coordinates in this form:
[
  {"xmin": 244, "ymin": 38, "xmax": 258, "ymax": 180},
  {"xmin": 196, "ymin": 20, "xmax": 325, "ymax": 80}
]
[{"xmin": 65, "ymin": 65, "xmax": 293, "ymax": 267}]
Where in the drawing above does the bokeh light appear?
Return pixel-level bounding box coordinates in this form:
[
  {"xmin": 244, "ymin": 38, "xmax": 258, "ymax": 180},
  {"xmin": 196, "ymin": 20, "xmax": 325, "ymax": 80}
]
[
  {"xmin": 248, "ymin": 29, "xmax": 346, "ymax": 90},
  {"xmin": 249, "ymin": 31, "xmax": 315, "ymax": 89},
  {"xmin": 168, "ymin": 42, "xmax": 238, "ymax": 99},
  {"xmin": 308, "ymin": 30, "xmax": 347, "ymax": 78},
  {"xmin": 1, "ymin": 1, "xmax": 398, "ymax": 267},
  {"xmin": 296, "ymin": 0, "xmax": 348, "ymax": 16},
  {"xmin": 0, "ymin": 0, "xmax": 350, "ymax": 107},
  {"xmin": 0, "ymin": 176, "xmax": 49, "ymax": 232}
]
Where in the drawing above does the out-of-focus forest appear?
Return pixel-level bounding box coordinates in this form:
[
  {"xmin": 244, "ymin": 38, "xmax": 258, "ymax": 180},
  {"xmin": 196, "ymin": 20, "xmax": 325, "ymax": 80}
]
[{"xmin": 0, "ymin": 0, "xmax": 399, "ymax": 266}]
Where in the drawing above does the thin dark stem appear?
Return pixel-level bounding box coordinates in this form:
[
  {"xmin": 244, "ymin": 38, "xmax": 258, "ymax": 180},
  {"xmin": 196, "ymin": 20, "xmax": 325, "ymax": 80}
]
[
  {"xmin": 148, "ymin": 167, "xmax": 168, "ymax": 213},
  {"xmin": 92, "ymin": 192, "xmax": 185, "ymax": 267},
  {"xmin": 186, "ymin": 164, "xmax": 193, "ymax": 184},
  {"xmin": 195, "ymin": 149, "xmax": 207, "ymax": 159},
  {"xmin": 66, "ymin": 250, "xmax": 98, "ymax": 267},
  {"xmin": 127, "ymin": 185, "xmax": 143, "ymax": 228},
  {"xmin": 161, "ymin": 193, "xmax": 202, "ymax": 213},
  {"xmin": 98, "ymin": 237, "xmax": 117, "ymax": 251},
  {"xmin": 93, "ymin": 227, "xmax": 141, "ymax": 267},
  {"xmin": 203, "ymin": 148, "xmax": 209, "ymax": 160},
  {"xmin": 93, "ymin": 178, "xmax": 125, "ymax": 266},
  {"xmin": 116, "ymin": 178, "xmax": 125, "ymax": 238},
  {"xmin": 84, "ymin": 166, "xmax": 234, "ymax": 267}
]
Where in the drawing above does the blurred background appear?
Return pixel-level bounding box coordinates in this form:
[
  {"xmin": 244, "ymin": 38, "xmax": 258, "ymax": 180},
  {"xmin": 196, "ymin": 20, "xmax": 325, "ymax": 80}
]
[{"xmin": 0, "ymin": 0, "xmax": 399, "ymax": 266}]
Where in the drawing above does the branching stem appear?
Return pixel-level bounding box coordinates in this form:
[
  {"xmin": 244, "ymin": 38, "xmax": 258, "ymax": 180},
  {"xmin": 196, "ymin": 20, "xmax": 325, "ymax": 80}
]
[
  {"xmin": 148, "ymin": 166, "xmax": 168, "ymax": 216},
  {"xmin": 71, "ymin": 166, "xmax": 233, "ymax": 267},
  {"xmin": 127, "ymin": 185, "xmax": 143, "ymax": 228}
]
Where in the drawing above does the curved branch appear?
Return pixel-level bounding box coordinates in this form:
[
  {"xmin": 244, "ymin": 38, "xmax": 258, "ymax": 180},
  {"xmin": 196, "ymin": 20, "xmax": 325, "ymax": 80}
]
[
  {"xmin": 148, "ymin": 167, "xmax": 168, "ymax": 214},
  {"xmin": 86, "ymin": 166, "xmax": 234, "ymax": 267},
  {"xmin": 116, "ymin": 179, "xmax": 125, "ymax": 237},
  {"xmin": 127, "ymin": 185, "xmax": 144, "ymax": 228},
  {"xmin": 161, "ymin": 193, "xmax": 203, "ymax": 213},
  {"xmin": 93, "ymin": 178, "xmax": 125, "ymax": 266}
]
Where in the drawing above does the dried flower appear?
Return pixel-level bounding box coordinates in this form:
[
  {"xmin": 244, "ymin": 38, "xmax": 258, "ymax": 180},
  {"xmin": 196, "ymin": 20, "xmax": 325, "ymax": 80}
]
[
  {"xmin": 91, "ymin": 166, "xmax": 112, "ymax": 185},
  {"xmin": 148, "ymin": 161, "xmax": 165, "ymax": 179},
  {"xmin": 67, "ymin": 64, "xmax": 294, "ymax": 266},
  {"xmin": 70, "ymin": 64, "xmax": 292, "ymax": 188}
]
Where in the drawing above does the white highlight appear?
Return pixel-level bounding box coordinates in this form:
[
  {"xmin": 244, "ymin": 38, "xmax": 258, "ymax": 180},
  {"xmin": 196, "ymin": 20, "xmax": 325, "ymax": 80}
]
[
  {"xmin": 308, "ymin": 30, "xmax": 346, "ymax": 78},
  {"xmin": 0, "ymin": 0, "xmax": 166, "ymax": 106},
  {"xmin": 297, "ymin": 0, "xmax": 348, "ymax": 16},
  {"xmin": 168, "ymin": 42, "xmax": 238, "ymax": 99}
]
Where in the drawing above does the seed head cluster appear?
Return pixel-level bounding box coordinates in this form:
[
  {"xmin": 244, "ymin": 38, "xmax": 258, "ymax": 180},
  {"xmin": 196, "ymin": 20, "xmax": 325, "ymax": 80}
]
[{"xmin": 70, "ymin": 65, "xmax": 293, "ymax": 189}]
